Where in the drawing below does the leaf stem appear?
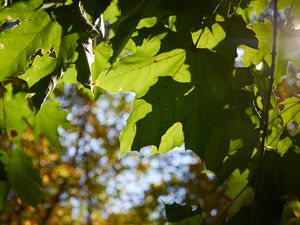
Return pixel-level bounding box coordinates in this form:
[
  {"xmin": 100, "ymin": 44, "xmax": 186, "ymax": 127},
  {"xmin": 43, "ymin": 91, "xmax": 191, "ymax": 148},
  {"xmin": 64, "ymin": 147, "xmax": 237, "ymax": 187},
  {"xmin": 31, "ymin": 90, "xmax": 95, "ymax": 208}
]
[
  {"xmin": 260, "ymin": 0, "xmax": 278, "ymax": 156},
  {"xmin": 268, "ymin": 101, "xmax": 299, "ymax": 126}
]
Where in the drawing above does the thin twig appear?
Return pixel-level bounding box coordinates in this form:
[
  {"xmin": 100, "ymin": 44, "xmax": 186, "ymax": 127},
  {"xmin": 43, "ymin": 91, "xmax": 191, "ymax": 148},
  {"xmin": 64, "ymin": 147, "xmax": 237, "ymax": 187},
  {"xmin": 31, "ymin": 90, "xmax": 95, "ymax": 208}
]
[
  {"xmin": 268, "ymin": 101, "xmax": 299, "ymax": 126},
  {"xmin": 218, "ymin": 0, "xmax": 243, "ymax": 53},
  {"xmin": 213, "ymin": 184, "xmax": 249, "ymax": 225},
  {"xmin": 267, "ymin": 107, "xmax": 300, "ymax": 147},
  {"xmin": 194, "ymin": 0, "xmax": 225, "ymax": 47}
]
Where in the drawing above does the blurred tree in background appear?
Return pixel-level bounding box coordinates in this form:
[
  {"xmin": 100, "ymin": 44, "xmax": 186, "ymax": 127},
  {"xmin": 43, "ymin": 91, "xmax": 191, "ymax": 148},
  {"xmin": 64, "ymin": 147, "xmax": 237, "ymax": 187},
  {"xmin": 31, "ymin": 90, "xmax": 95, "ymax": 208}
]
[{"xmin": 0, "ymin": 86, "xmax": 226, "ymax": 225}]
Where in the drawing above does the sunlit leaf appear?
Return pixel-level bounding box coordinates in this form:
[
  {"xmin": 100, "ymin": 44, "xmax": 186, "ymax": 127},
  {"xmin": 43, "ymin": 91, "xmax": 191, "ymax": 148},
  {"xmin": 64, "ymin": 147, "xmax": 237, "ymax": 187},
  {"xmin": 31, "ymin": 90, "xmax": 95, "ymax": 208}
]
[
  {"xmin": 0, "ymin": 5, "xmax": 61, "ymax": 81},
  {"xmin": 96, "ymin": 38, "xmax": 188, "ymax": 97},
  {"xmin": 154, "ymin": 122, "xmax": 184, "ymax": 154},
  {"xmin": 92, "ymin": 42, "xmax": 112, "ymax": 81},
  {"xmin": 29, "ymin": 100, "xmax": 69, "ymax": 146},
  {"xmin": 120, "ymin": 48, "xmax": 257, "ymax": 182},
  {"xmin": 19, "ymin": 54, "xmax": 57, "ymax": 88},
  {"xmin": 192, "ymin": 23, "xmax": 226, "ymax": 49},
  {"xmin": 240, "ymin": 21, "xmax": 300, "ymax": 84},
  {"xmin": 120, "ymin": 99, "xmax": 152, "ymax": 155},
  {"xmin": 109, "ymin": 0, "xmax": 149, "ymax": 63}
]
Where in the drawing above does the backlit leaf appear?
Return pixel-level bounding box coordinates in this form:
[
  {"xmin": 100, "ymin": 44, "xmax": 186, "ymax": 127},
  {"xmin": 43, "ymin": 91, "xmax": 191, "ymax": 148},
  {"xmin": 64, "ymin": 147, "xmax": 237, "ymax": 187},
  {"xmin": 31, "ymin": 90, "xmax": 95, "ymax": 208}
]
[
  {"xmin": 19, "ymin": 54, "xmax": 57, "ymax": 88},
  {"xmin": 96, "ymin": 38, "xmax": 188, "ymax": 97},
  {"xmin": 0, "ymin": 5, "xmax": 61, "ymax": 81},
  {"xmin": 192, "ymin": 23, "xmax": 226, "ymax": 49},
  {"xmin": 29, "ymin": 100, "xmax": 69, "ymax": 146}
]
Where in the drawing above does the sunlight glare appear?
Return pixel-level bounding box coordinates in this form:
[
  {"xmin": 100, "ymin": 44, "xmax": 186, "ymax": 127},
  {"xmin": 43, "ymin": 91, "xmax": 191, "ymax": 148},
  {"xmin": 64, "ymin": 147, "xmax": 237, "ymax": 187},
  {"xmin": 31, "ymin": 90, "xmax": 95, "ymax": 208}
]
[{"xmin": 256, "ymin": 62, "xmax": 263, "ymax": 71}]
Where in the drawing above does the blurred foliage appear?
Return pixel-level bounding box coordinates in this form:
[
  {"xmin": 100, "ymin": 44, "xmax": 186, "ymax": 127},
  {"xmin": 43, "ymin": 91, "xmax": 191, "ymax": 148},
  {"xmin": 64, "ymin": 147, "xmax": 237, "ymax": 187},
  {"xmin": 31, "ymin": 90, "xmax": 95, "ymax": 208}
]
[{"xmin": 0, "ymin": 85, "xmax": 228, "ymax": 225}]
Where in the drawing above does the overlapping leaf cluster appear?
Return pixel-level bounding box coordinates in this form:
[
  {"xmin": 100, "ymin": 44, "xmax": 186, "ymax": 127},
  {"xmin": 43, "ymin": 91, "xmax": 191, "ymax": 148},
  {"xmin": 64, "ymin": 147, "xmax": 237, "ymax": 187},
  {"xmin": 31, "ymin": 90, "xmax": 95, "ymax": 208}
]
[
  {"xmin": 1, "ymin": 0, "xmax": 300, "ymax": 223},
  {"xmin": 0, "ymin": 0, "xmax": 110, "ymax": 209}
]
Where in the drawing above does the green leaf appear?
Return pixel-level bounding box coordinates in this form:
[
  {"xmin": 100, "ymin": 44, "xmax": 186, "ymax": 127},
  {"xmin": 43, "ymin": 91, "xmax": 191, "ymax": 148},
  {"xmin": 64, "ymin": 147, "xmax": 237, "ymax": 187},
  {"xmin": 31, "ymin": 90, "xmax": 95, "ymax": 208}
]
[
  {"xmin": 103, "ymin": 0, "xmax": 120, "ymax": 24},
  {"xmin": 291, "ymin": 0, "xmax": 300, "ymax": 23},
  {"xmin": 0, "ymin": 2, "xmax": 36, "ymax": 21},
  {"xmin": 6, "ymin": 149, "xmax": 42, "ymax": 206},
  {"xmin": 29, "ymin": 68, "xmax": 63, "ymax": 112},
  {"xmin": 157, "ymin": 0, "xmax": 214, "ymax": 31},
  {"xmin": 20, "ymin": 33, "xmax": 79, "ymax": 112},
  {"xmin": 239, "ymin": 21, "xmax": 300, "ymax": 84},
  {"xmin": 136, "ymin": 17, "xmax": 157, "ymax": 29},
  {"xmin": 192, "ymin": 23, "xmax": 226, "ymax": 49},
  {"xmin": 262, "ymin": 150, "xmax": 300, "ymax": 198},
  {"xmin": 50, "ymin": 2, "xmax": 99, "ymax": 38},
  {"xmin": 154, "ymin": 122, "xmax": 184, "ymax": 154},
  {"xmin": 0, "ymin": 0, "xmax": 4, "ymax": 10},
  {"xmin": 120, "ymin": 49, "xmax": 257, "ymax": 182},
  {"xmin": 119, "ymin": 99, "xmax": 152, "ymax": 155},
  {"xmin": 81, "ymin": 0, "xmax": 111, "ymax": 23},
  {"xmin": 278, "ymin": 0, "xmax": 293, "ymax": 9},
  {"xmin": 96, "ymin": 38, "xmax": 188, "ymax": 97},
  {"xmin": 92, "ymin": 42, "xmax": 112, "ymax": 81},
  {"xmin": 0, "ymin": 5, "xmax": 62, "ymax": 81},
  {"xmin": 278, "ymin": 137, "xmax": 293, "ymax": 156},
  {"xmin": 280, "ymin": 97, "xmax": 300, "ymax": 128},
  {"xmin": 226, "ymin": 169, "xmax": 254, "ymax": 215},
  {"xmin": 75, "ymin": 39, "xmax": 94, "ymax": 88},
  {"xmin": 57, "ymin": 33, "xmax": 79, "ymax": 70},
  {"xmin": 0, "ymin": 87, "xmax": 32, "ymax": 139},
  {"xmin": 0, "ymin": 181, "xmax": 8, "ymax": 210},
  {"xmin": 121, "ymin": 77, "xmax": 187, "ymax": 153},
  {"xmin": 168, "ymin": 215, "xmax": 203, "ymax": 225},
  {"xmin": 216, "ymin": 16, "xmax": 257, "ymax": 65},
  {"xmin": 19, "ymin": 54, "xmax": 57, "ymax": 88},
  {"xmin": 165, "ymin": 202, "xmax": 202, "ymax": 223},
  {"xmin": 29, "ymin": 100, "xmax": 69, "ymax": 146},
  {"xmin": 0, "ymin": 150, "xmax": 8, "ymax": 179},
  {"xmin": 109, "ymin": 0, "xmax": 149, "ymax": 63},
  {"xmin": 250, "ymin": 0, "xmax": 268, "ymax": 14},
  {"xmin": 241, "ymin": 21, "xmax": 272, "ymax": 67}
]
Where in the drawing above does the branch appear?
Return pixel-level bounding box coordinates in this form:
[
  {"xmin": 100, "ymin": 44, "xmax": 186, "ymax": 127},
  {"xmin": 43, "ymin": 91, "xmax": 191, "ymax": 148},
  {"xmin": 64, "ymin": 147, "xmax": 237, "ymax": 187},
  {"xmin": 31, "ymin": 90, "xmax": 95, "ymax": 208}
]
[
  {"xmin": 253, "ymin": 1, "xmax": 278, "ymax": 224},
  {"xmin": 42, "ymin": 119, "xmax": 87, "ymax": 224},
  {"xmin": 260, "ymin": 0, "xmax": 278, "ymax": 156}
]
